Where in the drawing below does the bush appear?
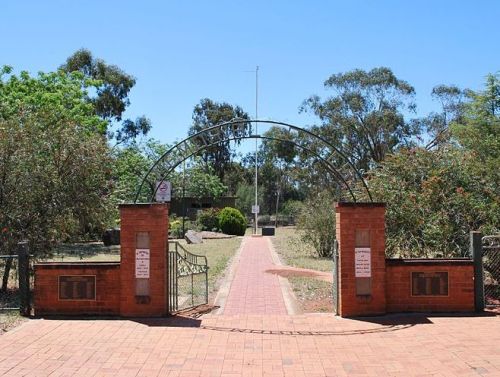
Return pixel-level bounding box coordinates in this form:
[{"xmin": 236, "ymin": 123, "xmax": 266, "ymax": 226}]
[
  {"xmin": 196, "ymin": 208, "xmax": 220, "ymax": 231},
  {"xmin": 169, "ymin": 215, "xmax": 193, "ymax": 239},
  {"xmin": 296, "ymin": 191, "xmax": 336, "ymax": 257},
  {"xmin": 218, "ymin": 207, "xmax": 247, "ymax": 236}
]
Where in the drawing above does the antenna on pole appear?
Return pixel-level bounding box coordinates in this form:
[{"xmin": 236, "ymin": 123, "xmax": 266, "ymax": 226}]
[{"xmin": 254, "ymin": 66, "xmax": 259, "ymax": 235}]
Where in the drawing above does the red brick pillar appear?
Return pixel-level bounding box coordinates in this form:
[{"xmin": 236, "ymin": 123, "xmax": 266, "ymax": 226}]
[
  {"xmin": 119, "ymin": 204, "xmax": 169, "ymax": 317},
  {"xmin": 335, "ymin": 203, "xmax": 386, "ymax": 317}
]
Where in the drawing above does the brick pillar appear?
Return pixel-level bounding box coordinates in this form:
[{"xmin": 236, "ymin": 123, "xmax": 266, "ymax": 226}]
[
  {"xmin": 119, "ymin": 203, "xmax": 169, "ymax": 317},
  {"xmin": 335, "ymin": 202, "xmax": 386, "ymax": 317}
]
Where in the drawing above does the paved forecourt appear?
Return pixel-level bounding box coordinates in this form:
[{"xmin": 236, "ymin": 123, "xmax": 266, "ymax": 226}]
[{"xmin": 1, "ymin": 313, "xmax": 499, "ymax": 376}]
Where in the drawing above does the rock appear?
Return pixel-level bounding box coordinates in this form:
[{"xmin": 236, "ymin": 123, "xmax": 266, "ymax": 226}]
[
  {"xmin": 185, "ymin": 230, "xmax": 203, "ymax": 244},
  {"xmin": 102, "ymin": 228, "xmax": 120, "ymax": 246}
]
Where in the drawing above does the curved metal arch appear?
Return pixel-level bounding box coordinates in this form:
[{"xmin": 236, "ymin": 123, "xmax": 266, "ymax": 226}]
[
  {"xmin": 148, "ymin": 135, "xmax": 357, "ymax": 202},
  {"xmin": 134, "ymin": 119, "xmax": 372, "ymax": 203}
]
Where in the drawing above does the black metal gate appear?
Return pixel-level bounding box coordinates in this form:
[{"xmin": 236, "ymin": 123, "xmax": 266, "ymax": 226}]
[
  {"xmin": 332, "ymin": 239, "xmax": 339, "ymax": 315},
  {"xmin": 482, "ymin": 235, "xmax": 500, "ymax": 308},
  {"xmin": 167, "ymin": 241, "xmax": 208, "ymax": 313}
]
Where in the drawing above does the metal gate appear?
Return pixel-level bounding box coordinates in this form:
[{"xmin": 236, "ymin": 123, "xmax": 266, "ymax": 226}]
[
  {"xmin": 0, "ymin": 242, "xmax": 31, "ymax": 315},
  {"xmin": 332, "ymin": 239, "xmax": 339, "ymax": 315},
  {"xmin": 167, "ymin": 241, "xmax": 208, "ymax": 313},
  {"xmin": 482, "ymin": 235, "xmax": 500, "ymax": 308}
]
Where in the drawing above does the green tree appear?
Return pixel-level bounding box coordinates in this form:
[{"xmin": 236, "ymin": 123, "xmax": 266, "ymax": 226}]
[
  {"xmin": 0, "ymin": 67, "xmax": 112, "ymax": 290},
  {"xmin": 60, "ymin": 49, "xmax": 151, "ymax": 145},
  {"xmin": 188, "ymin": 98, "xmax": 251, "ymax": 179},
  {"xmin": 301, "ymin": 67, "xmax": 419, "ymax": 170}
]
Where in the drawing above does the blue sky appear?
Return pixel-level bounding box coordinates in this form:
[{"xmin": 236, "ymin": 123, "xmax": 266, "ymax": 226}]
[{"xmin": 2, "ymin": 1, "xmax": 499, "ymax": 146}]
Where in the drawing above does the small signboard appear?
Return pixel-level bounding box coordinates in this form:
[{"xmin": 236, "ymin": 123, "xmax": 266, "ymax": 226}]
[
  {"xmin": 251, "ymin": 205, "xmax": 260, "ymax": 214},
  {"xmin": 354, "ymin": 247, "xmax": 371, "ymax": 277},
  {"xmin": 155, "ymin": 181, "xmax": 171, "ymax": 202},
  {"xmin": 135, "ymin": 249, "xmax": 150, "ymax": 278}
]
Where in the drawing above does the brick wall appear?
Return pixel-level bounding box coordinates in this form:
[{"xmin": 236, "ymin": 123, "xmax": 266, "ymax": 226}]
[
  {"xmin": 386, "ymin": 259, "xmax": 474, "ymax": 313},
  {"xmin": 335, "ymin": 202, "xmax": 387, "ymax": 317},
  {"xmin": 34, "ymin": 263, "xmax": 120, "ymax": 316},
  {"xmin": 119, "ymin": 203, "xmax": 169, "ymax": 317}
]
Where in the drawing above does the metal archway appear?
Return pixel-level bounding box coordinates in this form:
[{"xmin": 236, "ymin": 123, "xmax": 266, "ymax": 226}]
[{"xmin": 134, "ymin": 119, "xmax": 372, "ymax": 203}]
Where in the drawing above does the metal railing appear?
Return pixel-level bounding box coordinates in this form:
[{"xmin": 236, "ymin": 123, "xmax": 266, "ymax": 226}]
[{"xmin": 168, "ymin": 241, "xmax": 208, "ymax": 313}]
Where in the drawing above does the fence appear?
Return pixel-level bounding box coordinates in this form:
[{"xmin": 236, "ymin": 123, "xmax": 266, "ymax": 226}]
[
  {"xmin": 0, "ymin": 242, "xmax": 30, "ymax": 315},
  {"xmin": 482, "ymin": 235, "xmax": 500, "ymax": 308}
]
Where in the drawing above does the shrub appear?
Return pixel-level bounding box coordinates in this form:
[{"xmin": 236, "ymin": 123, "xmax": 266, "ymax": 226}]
[
  {"xmin": 218, "ymin": 207, "xmax": 247, "ymax": 236},
  {"xmin": 169, "ymin": 215, "xmax": 192, "ymax": 239},
  {"xmin": 296, "ymin": 191, "xmax": 336, "ymax": 258},
  {"xmin": 196, "ymin": 208, "xmax": 220, "ymax": 231}
]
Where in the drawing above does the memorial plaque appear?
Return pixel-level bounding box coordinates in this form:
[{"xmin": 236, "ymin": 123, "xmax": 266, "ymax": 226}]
[
  {"xmin": 355, "ymin": 247, "xmax": 371, "ymax": 277},
  {"xmin": 411, "ymin": 272, "xmax": 448, "ymax": 296},
  {"xmin": 135, "ymin": 249, "xmax": 150, "ymax": 278},
  {"xmin": 59, "ymin": 275, "xmax": 96, "ymax": 300}
]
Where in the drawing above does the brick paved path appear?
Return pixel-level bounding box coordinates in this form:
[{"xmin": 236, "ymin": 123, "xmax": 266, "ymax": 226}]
[
  {"xmin": 223, "ymin": 237, "xmax": 288, "ymax": 315},
  {"xmin": 1, "ymin": 313, "xmax": 499, "ymax": 376}
]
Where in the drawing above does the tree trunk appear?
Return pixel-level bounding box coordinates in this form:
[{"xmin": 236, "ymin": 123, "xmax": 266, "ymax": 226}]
[{"xmin": 1, "ymin": 252, "xmax": 14, "ymax": 292}]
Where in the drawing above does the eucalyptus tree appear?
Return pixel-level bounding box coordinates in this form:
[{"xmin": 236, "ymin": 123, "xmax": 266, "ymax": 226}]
[
  {"xmin": 60, "ymin": 48, "xmax": 151, "ymax": 145},
  {"xmin": 301, "ymin": 67, "xmax": 419, "ymax": 171},
  {"xmin": 188, "ymin": 98, "xmax": 251, "ymax": 180}
]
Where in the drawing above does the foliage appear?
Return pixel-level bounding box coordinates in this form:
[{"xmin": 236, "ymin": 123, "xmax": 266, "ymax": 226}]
[
  {"xmin": 296, "ymin": 191, "xmax": 336, "ymax": 257},
  {"xmin": 170, "ymin": 164, "xmax": 227, "ymax": 201},
  {"xmin": 281, "ymin": 200, "xmax": 303, "ymax": 218},
  {"xmin": 366, "ymin": 147, "xmax": 499, "ymax": 257},
  {"xmin": 196, "ymin": 208, "xmax": 220, "ymax": 231},
  {"xmin": 168, "ymin": 215, "xmax": 194, "ymax": 239},
  {"xmin": 301, "ymin": 67, "xmax": 418, "ymax": 170},
  {"xmin": 218, "ymin": 207, "xmax": 247, "ymax": 236},
  {"xmin": 235, "ymin": 184, "xmax": 262, "ymax": 216},
  {"xmin": 0, "ymin": 66, "xmax": 114, "ymax": 290},
  {"xmin": 112, "ymin": 139, "xmax": 169, "ymax": 203},
  {"xmin": 188, "ymin": 98, "xmax": 251, "ymax": 179},
  {"xmin": 60, "ymin": 49, "xmax": 151, "ymax": 145}
]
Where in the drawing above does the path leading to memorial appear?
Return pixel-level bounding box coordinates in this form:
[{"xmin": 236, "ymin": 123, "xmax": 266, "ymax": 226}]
[{"xmin": 222, "ymin": 236, "xmax": 289, "ymax": 315}]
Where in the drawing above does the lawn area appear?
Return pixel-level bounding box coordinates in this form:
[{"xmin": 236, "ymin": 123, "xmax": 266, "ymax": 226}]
[
  {"xmin": 47, "ymin": 243, "xmax": 120, "ymax": 262},
  {"xmin": 0, "ymin": 312, "xmax": 26, "ymax": 334},
  {"xmin": 271, "ymin": 226, "xmax": 334, "ymax": 313},
  {"xmin": 173, "ymin": 237, "xmax": 243, "ymax": 301}
]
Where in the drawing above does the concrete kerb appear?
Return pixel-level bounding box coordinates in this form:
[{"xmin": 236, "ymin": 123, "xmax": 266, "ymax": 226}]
[
  {"xmin": 266, "ymin": 237, "xmax": 302, "ymax": 315},
  {"xmin": 212, "ymin": 236, "xmax": 247, "ymax": 314}
]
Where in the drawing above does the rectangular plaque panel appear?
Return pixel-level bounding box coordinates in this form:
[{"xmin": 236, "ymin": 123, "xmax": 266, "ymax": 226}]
[
  {"xmin": 411, "ymin": 272, "xmax": 448, "ymax": 296},
  {"xmin": 355, "ymin": 248, "xmax": 371, "ymax": 277},
  {"xmin": 59, "ymin": 275, "xmax": 96, "ymax": 300},
  {"xmin": 135, "ymin": 249, "xmax": 150, "ymax": 278}
]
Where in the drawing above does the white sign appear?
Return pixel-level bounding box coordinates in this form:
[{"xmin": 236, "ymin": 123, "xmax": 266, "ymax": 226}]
[
  {"xmin": 135, "ymin": 249, "xmax": 150, "ymax": 278},
  {"xmin": 251, "ymin": 205, "xmax": 260, "ymax": 214},
  {"xmin": 355, "ymin": 247, "xmax": 371, "ymax": 277},
  {"xmin": 155, "ymin": 181, "xmax": 171, "ymax": 202}
]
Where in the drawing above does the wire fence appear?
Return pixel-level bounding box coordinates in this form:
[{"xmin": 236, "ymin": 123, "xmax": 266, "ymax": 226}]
[{"xmin": 483, "ymin": 235, "xmax": 500, "ymax": 307}]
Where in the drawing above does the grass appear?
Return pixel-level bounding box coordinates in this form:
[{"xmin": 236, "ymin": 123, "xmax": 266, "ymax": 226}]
[
  {"xmin": 47, "ymin": 243, "xmax": 120, "ymax": 262},
  {"xmin": 0, "ymin": 311, "xmax": 26, "ymax": 334},
  {"xmin": 271, "ymin": 226, "xmax": 334, "ymax": 312}
]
